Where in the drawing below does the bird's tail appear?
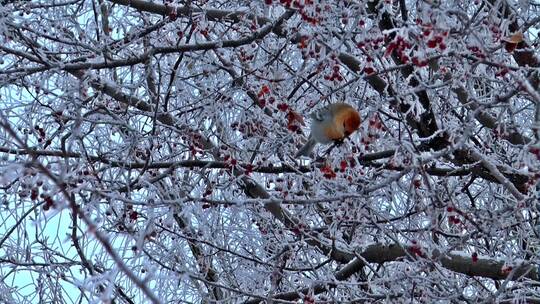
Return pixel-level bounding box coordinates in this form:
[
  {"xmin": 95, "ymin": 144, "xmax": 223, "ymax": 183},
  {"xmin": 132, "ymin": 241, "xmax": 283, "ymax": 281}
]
[{"xmin": 295, "ymin": 137, "xmax": 317, "ymax": 158}]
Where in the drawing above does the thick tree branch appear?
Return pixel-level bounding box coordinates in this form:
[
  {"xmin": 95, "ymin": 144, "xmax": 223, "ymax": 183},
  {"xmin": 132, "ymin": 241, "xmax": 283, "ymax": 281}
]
[
  {"xmin": 108, "ymin": 0, "xmax": 294, "ymax": 39},
  {"xmin": 246, "ymin": 243, "xmax": 538, "ymax": 303},
  {"xmin": 0, "ymin": 146, "xmax": 476, "ymax": 177}
]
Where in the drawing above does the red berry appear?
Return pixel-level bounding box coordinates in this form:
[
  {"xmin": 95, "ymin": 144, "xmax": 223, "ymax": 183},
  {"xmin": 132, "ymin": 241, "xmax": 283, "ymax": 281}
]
[
  {"xmin": 427, "ymin": 39, "xmax": 437, "ymax": 48},
  {"xmin": 363, "ymin": 67, "xmax": 375, "ymax": 74},
  {"xmin": 505, "ymin": 42, "xmax": 517, "ymax": 52},
  {"xmin": 129, "ymin": 211, "xmax": 138, "ymax": 220},
  {"xmin": 44, "ymin": 196, "xmax": 54, "ymax": 206},
  {"xmin": 340, "ymin": 160, "xmax": 347, "ymax": 171},
  {"xmin": 31, "ymin": 189, "xmax": 38, "ymax": 200},
  {"xmin": 277, "ymin": 103, "xmax": 289, "ymax": 111}
]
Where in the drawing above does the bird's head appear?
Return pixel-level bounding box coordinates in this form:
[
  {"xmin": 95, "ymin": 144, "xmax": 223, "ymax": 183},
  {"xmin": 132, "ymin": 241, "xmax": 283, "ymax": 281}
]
[{"xmin": 341, "ymin": 109, "xmax": 361, "ymax": 136}]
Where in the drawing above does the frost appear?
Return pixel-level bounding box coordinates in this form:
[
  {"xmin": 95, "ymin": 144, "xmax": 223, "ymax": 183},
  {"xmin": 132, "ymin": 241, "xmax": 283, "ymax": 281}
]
[{"xmin": 0, "ymin": 0, "xmax": 539, "ymax": 303}]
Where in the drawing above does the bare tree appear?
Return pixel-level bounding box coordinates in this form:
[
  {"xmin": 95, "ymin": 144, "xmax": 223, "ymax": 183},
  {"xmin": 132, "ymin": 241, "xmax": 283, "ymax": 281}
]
[{"xmin": 1, "ymin": 0, "xmax": 540, "ymax": 303}]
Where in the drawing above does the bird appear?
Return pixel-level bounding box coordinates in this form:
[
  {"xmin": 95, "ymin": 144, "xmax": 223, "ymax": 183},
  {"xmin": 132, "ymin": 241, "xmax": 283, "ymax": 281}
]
[{"xmin": 295, "ymin": 103, "xmax": 361, "ymax": 158}]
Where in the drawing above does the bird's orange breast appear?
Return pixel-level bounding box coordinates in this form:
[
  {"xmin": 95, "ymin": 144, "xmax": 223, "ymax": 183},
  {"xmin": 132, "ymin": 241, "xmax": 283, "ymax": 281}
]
[{"xmin": 324, "ymin": 125, "xmax": 345, "ymax": 140}]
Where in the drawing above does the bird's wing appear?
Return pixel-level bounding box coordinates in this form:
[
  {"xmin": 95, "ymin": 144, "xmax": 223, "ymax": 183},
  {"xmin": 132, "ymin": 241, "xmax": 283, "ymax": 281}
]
[
  {"xmin": 309, "ymin": 110, "xmax": 325, "ymax": 121},
  {"xmin": 309, "ymin": 105, "xmax": 334, "ymax": 121}
]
